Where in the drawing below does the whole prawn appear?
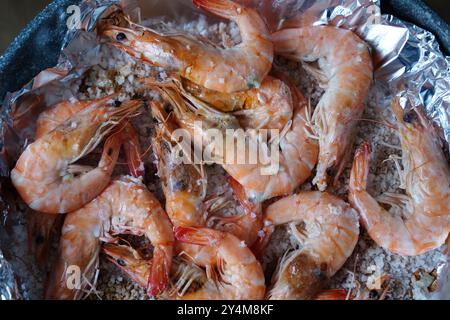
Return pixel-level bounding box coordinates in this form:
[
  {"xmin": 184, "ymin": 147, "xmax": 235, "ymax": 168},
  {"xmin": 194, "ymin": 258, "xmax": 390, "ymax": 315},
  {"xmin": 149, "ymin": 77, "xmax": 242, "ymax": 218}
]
[
  {"xmin": 263, "ymin": 191, "xmax": 360, "ymax": 300},
  {"xmin": 151, "ymin": 101, "xmax": 262, "ymax": 266},
  {"xmin": 349, "ymin": 98, "xmax": 450, "ymax": 256},
  {"xmin": 104, "ymin": 228, "xmax": 265, "ymax": 300},
  {"xmin": 155, "ymin": 74, "xmax": 318, "ymax": 203},
  {"xmin": 45, "ymin": 176, "xmax": 174, "ymax": 299},
  {"xmin": 101, "ymin": 0, "xmax": 273, "ymax": 93},
  {"xmin": 180, "ymin": 75, "xmax": 293, "ymax": 130},
  {"xmin": 208, "ymin": 176, "xmax": 263, "ymax": 248},
  {"xmin": 11, "ymin": 95, "xmax": 142, "ymax": 214},
  {"xmin": 222, "ymin": 72, "xmax": 318, "ymax": 202},
  {"xmin": 151, "ymin": 101, "xmax": 207, "ymax": 228},
  {"xmin": 272, "ymin": 26, "xmax": 373, "ymax": 191},
  {"xmin": 29, "ymin": 97, "xmax": 144, "ymax": 266},
  {"xmin": 29, "ymin": 98, "xmax": 100, "ymax": 267},
  {"xmin": 173, "ymin": 227, "xmax": 265, "ymax": 300},
  {"xmin": 36, "ymin": 98, "xmax": 145, "ymax": 176}
]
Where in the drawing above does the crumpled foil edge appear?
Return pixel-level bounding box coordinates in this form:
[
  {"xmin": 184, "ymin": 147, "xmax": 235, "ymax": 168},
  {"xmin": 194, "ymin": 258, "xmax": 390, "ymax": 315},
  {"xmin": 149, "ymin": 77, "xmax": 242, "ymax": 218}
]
[{"xmin": 0, "ymin": 249, "xmax": 21, "ymax": 300}]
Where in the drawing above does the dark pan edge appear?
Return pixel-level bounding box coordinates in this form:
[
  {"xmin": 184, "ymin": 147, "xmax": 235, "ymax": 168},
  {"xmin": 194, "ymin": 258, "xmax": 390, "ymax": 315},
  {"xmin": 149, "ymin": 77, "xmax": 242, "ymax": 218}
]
[{"xmin": 0, "ymin": 0, "xmax": 80, "ymax": 100}]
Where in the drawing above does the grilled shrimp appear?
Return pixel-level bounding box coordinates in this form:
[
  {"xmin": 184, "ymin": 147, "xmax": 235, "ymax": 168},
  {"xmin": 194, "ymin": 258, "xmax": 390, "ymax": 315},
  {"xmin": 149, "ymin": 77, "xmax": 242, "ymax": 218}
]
[
  {"xmin": 11, "ymin": 96, "xmax": 142, "ymax": 214},
  {"xmin": 151, "ymin": 101, "xmax": 215, "ymax": 268},
  {"xmin": 45, "ymin": 176, "xmax": 174, "ymax": 300},
  {"xmin": 151, "ymin": 101, "xmax": 261, "ymax": 266},
  {"xmin": 222, "ymin": 76, "xmax": 318, "ymax": 202},
  {"xmin": 101, "ymin": 0, "xmax": 273, "ymax": 93},
  {"xmin": 30, "ymin": 99, "xmax": 100, "ymax": 267},
  {"xmin": 173, "ymin": 227, "xmax": 265, "ymax": 300},
  {"xmin": 35, "ymin": 99, "xmax": 91, "ymax": 139},
  {"xmin": 157, "ymin": 75, "xmax": 318, "ymax": 203},
  {"xmin": 182, "ymin": 75, "xmax": 294, "ymax": 130},
  {"xmin": 37, "ymin": 98, "xmax": 145, "ymax": 178},
  {"xmin": 151, "ymin": 101, "xmax": 207, "ymax": 227},
  {"xmin": 349, "ymin": 98, "xmax": 450, "ymax": 256},
  {"xmin": 272, "ymin": 26, "xmax": 373, "ymax": 191},
  {"xmin": 263, "ymin": 192, "xmax": 360, "ymax": 300},
  {"xmin": 209, "ymin": 177, "xmax": 263, "ymax": 247},
  {"xmin": 105, "ymin": 229, "xmax": 266, "ymax": 300},
  {"xmin": 29, "ymin": 98, "xmax": 144, "ymax": 265},
  {"xmin": 179, "ymin": 179, "xmax": 263, "ymax": 268}
]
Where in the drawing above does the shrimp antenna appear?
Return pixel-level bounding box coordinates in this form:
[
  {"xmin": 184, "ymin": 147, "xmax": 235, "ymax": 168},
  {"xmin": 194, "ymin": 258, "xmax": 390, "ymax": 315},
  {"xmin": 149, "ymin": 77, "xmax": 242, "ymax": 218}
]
[
  {"xmin": 351, "ymin": 118, "xmax": 397, "ymax": 130},
  {"xmin": 266, "ymin": 248, "xmax": 301, "ymax": 300}
]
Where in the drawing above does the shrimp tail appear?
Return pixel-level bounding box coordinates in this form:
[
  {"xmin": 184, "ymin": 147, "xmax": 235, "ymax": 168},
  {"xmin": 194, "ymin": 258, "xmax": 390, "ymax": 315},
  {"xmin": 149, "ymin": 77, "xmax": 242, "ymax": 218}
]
[
  {"xmin": 97, "ymin": 130, "xmax": 123, "ymax": 173},
  {"xmin": 193, "ymin": 0, "xmax": 241, "ymax": 20},
  {"xmin": 228, "ymin": 176, "xmax": 250, "ymax": 210},
  {"xmin": 390, "ymin": 97, "xmax": 407, "ymax": 125},
  {"xmin": 349, "ymin": 143, "xmax": 371, "ymax": 192},
  {"xmin": 313, "ymin": 289, "xmax": 352, "ymax": 300},
  {"xmin": 122, "ymin": 124, "xmax": 145, "ymax": 178},
  {"xmin": 174, "ymin": 227, "xmax": 219, "ymax": 247},
  {"xmin": 250, "ymin": 225, "xmax": 274, "ymax": 260},
  {"xmin": 147, "ymin": 246, "xmax": 171, "ymax": 297},
  {"xmin": 225, "ymin": 177, "xmax": 255, "ymax": 223}
]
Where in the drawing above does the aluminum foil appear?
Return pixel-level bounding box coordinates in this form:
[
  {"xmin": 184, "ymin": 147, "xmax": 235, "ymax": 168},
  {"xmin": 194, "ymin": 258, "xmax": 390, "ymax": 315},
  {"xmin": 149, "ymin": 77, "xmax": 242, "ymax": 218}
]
[
  {"xmin": 0, "ymin": 0, "xmax": 448, "ymax": 299},
  {"xmin": 426, "ymin": 261, "xmax": 450, "ymax": 300},
  {"xmin": 0, "ymin": 249, "xmax": 20, "ymax": 300}
]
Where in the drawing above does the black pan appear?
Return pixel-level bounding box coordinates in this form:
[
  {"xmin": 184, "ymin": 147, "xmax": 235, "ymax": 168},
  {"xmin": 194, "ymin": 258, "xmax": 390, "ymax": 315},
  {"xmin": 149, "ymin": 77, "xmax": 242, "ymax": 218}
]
[{"xmin": 0, "ymin": 0, "xmax": 448, "ymax": 100}]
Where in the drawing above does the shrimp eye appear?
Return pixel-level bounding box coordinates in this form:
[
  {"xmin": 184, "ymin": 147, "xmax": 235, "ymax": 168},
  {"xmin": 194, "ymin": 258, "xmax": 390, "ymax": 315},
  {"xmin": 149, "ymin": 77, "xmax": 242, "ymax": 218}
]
[
  {"xmin": 326, "ymin": 166, "xmax": 336, "ymax": 177},
  {"xmin": 403, "ymin": 112, "xmax": 413, "ymax": 124},
  {"xmin": 35, "ymin": 234, "xmax": 45, "ymax": 244},
  {"xmin": 116, "ymin": 32, "xmax": 127, "ymax": 42},
  {"xmin": 117, "ymin": 259, "xmax": 127, "ymax": 267}
]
